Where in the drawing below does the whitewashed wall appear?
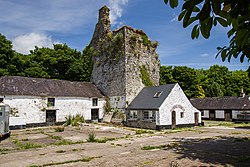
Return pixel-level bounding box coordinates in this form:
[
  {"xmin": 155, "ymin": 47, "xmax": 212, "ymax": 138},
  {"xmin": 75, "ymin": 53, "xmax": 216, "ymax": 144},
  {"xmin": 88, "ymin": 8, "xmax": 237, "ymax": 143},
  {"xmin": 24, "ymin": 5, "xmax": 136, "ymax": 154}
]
[
  {"xmin": 215, "ymin": 110, "xmax": 224, "ymax": 119},
  {"xmin": 158, "ymin": 84, "xmax": 201, "ymax": 126},
  {"xmin": 3, "ymin": 95, "xmax": 105, "ymax": 126}
]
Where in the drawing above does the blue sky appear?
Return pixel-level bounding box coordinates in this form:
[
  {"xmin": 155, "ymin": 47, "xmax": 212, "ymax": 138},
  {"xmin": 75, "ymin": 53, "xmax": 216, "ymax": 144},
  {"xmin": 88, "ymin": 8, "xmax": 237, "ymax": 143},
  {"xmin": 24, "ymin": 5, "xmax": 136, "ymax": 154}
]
[{"xmin": 0, "ymin": 0, "xmax": 248, "ymax": 71}]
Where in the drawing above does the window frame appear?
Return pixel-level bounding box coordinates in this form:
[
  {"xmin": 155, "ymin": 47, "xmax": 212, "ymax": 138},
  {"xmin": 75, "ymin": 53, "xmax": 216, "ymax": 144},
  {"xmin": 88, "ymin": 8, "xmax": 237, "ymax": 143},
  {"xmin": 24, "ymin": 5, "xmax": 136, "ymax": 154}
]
[
  {"xmin": 47, "ymin": 98, "xmax": 55, "ymax": 107},
  {"xmin": 180, "ymin": 112, "xmax": 184, "ymax": 118},
  {"xmin": 92, "ymin": 98, "xmax": 98, "ymax": 106}
]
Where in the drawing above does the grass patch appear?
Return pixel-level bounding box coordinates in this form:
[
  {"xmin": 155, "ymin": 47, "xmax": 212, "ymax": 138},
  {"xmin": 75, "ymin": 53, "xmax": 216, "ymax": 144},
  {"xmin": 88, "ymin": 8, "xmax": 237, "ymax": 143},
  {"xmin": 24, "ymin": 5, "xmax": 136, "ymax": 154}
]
[
  {"xmin": 141, "ymin": 143, "xmax": 179, "ymax": 150},
  {"xmin": 12, "ymin": 140, "xmax": 43, "ymax": 150},
  {"xmin": 53, "ymin": 139, "xmax": 83, "ymax": 146},
  {"xmin": 86, "ymin": 132, "xmax": 116, "ymax": 143},
  {"xmin": 21, "ymin": 138, "xmax": 29, "ymax": 141},
  {"xmin": 141, "ymin": 145, "xmax": 167, "ymax": 150},
  {"xmin": 231, "ymin": 132, "xmax": 242, "ymax": 134},
  {"xmin": 87, "ymin": 132, "xmax": 96, "ymax": 142},
  {"xmin": 46, "ymin": 134, "xmax": 63, "ymax": 140},
  {"xmin": 28, "ymin": 156, "xmax": 100, "ymax": 167},
  {"xmin": 204, "ymin": 120, "xmax": 250, "ymax": 128},
  {"xmin": 164, "ymin": 127, "xmax": 194, "ymax": 134},
  {"xmin": 135, "ymin": 129, "xmax": 154, "ymax": 135},
  {"xmin": 54, "ymin": 126, "xmax": 64, "ymax": 132},
  {"xmin": 0, "ymin": 148, "xmax": 9, "ymax": 152}
]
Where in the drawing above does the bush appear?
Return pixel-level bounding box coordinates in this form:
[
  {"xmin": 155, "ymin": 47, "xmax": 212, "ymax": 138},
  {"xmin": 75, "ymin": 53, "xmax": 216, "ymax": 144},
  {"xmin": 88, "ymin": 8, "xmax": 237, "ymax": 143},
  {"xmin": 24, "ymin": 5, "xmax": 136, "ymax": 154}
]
[
  {"xmin": 65, "ymin": 114, "xmax": 85, "ymax": 126},
  {"xmin": 87, "ymin": 132, "xmax": 96, "ymax": 142}
]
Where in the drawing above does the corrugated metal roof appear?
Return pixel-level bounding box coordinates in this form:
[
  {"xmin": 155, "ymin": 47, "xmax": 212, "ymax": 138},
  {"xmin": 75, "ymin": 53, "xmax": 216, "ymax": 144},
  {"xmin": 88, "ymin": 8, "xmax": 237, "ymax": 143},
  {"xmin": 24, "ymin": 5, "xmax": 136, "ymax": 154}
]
[
  {"xmin": 127, "ymin": 84, "xmax": 177, "ymax": 110},
  {"xmin": 190, "ymin": 96, "xmax": 250, "ymax": 110},
  {"xmin": 0, "ymin": 76, "xmax": 104, "ymax": 98}
]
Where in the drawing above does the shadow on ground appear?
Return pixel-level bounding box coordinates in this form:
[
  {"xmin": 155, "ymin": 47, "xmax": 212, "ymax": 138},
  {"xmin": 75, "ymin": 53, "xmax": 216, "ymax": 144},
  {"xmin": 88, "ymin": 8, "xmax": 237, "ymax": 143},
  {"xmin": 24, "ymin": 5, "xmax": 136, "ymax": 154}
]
[{"xmin": 173, "ymin": 136, "xmax": 250, "ymax": 167}]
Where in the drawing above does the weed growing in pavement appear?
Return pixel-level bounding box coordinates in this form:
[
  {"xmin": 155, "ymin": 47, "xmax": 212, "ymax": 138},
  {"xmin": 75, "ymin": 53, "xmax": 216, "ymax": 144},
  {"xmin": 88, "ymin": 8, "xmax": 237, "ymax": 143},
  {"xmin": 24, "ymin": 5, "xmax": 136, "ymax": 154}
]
[
  {"xmin": 54, "ymin": 126, "xmax": 65, "ymax": 132},
  {"xmin": 12, "ymin": 140, "xmax": 43, "ymax": 150}
]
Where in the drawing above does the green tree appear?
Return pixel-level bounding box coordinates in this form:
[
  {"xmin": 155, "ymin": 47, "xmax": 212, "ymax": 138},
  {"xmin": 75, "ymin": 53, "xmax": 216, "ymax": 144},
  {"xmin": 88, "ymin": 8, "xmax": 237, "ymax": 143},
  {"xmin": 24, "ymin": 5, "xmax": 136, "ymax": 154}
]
[
  {"xmin": 172, "ymin": 66, "xmax": 198, "ymax": 98},
  {"xmin": 194, "ymin": 85, "xmax": 205, "ymax": 98},
  {"xmin": 164, "ymin": 0, "xmax": 250, "ymax": 63},
  {"xmin": 159, "ymin": 66, "xmax": 175, "ymax": 85},
  {"xmin": 206, "ymin": 81, "xmax": 224, "ymax": 97},
  {"xmin": 0, "ymin": 34, "xmax": 16, "ymax": 76}
]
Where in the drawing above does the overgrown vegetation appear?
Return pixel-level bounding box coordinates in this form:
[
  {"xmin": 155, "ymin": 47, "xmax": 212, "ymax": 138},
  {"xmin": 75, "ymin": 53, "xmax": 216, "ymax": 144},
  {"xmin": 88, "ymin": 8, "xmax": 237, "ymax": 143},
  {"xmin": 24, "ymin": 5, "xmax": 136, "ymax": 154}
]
[
  {"xmin": 87, "ymin": 132, "xmax": 116, "ymax": 143},
  {"xmin": 141, "ymin": 143, "xmax": 179, "ymax": 150},
  {"xmin": 65, "ymin": 114, "xmax": 85, "ymax": 126},
  {"xmin": 12, "ymin": 140, "xmax": 43, "ymax": 150},
  {"xmin": 104, "ymin": 97, "xmax": 112, "ymax": 113},
  {"xmin": 140, "ymin": 65, "xmax": 153, "ymax": 86},
  {"xmin": 135, "ymin": 129, "xmax": 154, "ymax": 134}
]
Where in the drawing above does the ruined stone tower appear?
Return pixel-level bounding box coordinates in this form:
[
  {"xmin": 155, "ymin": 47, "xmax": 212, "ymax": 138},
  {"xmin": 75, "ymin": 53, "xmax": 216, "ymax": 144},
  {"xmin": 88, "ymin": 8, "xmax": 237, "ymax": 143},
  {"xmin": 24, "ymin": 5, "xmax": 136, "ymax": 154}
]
[{"xmin": 90, "ymin": 6, "xmax": 160, "ymax": 110}]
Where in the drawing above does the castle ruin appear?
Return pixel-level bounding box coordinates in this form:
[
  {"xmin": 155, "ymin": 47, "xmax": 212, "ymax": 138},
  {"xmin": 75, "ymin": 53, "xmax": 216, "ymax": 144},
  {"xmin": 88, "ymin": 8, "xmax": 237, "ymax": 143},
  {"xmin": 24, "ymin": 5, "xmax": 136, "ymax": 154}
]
[{"xmin": 90, "ymin": 6, "xmax": 160, "ymax": 110}]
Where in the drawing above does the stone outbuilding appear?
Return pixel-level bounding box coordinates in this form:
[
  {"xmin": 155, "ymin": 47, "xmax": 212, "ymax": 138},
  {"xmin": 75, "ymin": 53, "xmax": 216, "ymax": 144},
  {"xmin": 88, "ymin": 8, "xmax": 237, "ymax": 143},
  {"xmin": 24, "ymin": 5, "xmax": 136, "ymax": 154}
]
[
  {"xmin": 126, "ymin": 83, "xmax": 201, "ymax": 129},
  {"xmin": 0, "ymin": 76, "xmax": 105, "ymax": 129},
  {"xmin": 190, "ymin": 96, "xmax": 250, "ymax": 122}
]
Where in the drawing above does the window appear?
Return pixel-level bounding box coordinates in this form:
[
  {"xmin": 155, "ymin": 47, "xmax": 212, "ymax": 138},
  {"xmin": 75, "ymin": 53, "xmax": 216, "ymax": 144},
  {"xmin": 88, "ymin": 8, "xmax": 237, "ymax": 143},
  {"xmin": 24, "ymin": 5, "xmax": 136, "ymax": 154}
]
[
  {"xmin": 201, "ymin": 110, "xmax": 204, "ymax": 116},
  {"xmin": 180, "ymin": 112, "xmax": 184, "ymax": 118},
  {"xmin": 0, "ymin": 112, "xmax": 2, "ymax": 116},
  {"xmin": 143, "ymin": 111, "xmax": 155, "ymax": 121},
  {"xmin": 0, "ymin": 98, "xmax": 3, "ymax": 103},
  {"xmin": 92, "ymin": 98, "xmax": 98, "ymax": 106},
  {"xmin": 130, "ymin": 111, "xmax": 138, "ymax": 119},
  {"xmin": 47, "ymin": 98, "xmax": 55, "ymax": 107},
  {"xmin": 144, "ymin": 111, "xmax": 149, "ymax": 119},
  {"xmin": 153, "ymin": 91, "xmax": 162, "ymax": 98}
]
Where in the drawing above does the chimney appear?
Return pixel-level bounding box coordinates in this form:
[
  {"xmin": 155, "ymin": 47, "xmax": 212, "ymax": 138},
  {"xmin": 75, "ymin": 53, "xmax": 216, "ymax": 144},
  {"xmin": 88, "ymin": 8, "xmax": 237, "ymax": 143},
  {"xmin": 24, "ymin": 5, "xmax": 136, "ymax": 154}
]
[{"xmin": 240, "ymin": 88, "xmax": 245, "ymax": 98}]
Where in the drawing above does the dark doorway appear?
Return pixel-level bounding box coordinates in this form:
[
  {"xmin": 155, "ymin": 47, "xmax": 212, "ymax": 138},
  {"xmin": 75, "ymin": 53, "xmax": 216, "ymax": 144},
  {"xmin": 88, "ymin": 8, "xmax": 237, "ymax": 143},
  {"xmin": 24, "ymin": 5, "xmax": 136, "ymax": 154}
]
[
  {"xmin": 172, "ymin": 111, "xmax": 176, "ymax": 129},
  {"xmin": 209, "ymin": 110, "xmax": 215, "ymax": 120},
  {"xmin": 194, "ymin": 112, "xmax": 199, "ymax": 126},
  {"xmin": 46, "ymin": 110, "xmax": 56, "ymax": 125},
  {"xmin": 225, "ymin": 110, "xmax": 232, "ymax": 121},
  {"xmin": 91, "ymin": 109, "xmax": 99, "ymax": 121}
]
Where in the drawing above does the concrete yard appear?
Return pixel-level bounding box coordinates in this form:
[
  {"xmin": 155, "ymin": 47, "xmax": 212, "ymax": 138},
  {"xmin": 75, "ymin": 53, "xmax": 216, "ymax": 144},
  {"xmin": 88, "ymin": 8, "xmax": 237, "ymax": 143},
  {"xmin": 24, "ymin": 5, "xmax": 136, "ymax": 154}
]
[{"xmin": 0, "ymin": 121, "xmax": 250, "ymax": 167}]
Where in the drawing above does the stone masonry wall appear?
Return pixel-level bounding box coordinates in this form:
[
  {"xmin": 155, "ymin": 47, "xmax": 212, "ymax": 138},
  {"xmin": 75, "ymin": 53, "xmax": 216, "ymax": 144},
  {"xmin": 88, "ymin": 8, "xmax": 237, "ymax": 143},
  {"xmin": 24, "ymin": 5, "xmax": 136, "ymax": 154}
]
[
  {"xmin": 91, "ymin": 6, "xmax": 160, "ymax": 109},
  {"xmin": 123, "ymin": 26, "xmax": 160, "ymax": 104}
]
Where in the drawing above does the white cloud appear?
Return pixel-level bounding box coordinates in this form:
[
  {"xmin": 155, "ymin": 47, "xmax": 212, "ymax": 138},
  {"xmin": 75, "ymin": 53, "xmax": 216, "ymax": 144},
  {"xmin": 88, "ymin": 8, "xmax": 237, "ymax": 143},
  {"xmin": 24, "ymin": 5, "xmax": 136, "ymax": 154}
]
[
  {"xmin": 0, "ymin": 1, "xmax": 104, "ymax": 38},
  {"xmin": 170, "ymin": 13, "xmax": 178, "ymax": 23},
  {"xmin": 200, "ymin": 53, "xmax": 210, "ymax": 57},
  {"xmin": 12, "ymin": 33, "xmax": 59, "ymax": 54},
  {"xmin": 108, "ymin": 0, "xmax": 128, "ymax": 25}
]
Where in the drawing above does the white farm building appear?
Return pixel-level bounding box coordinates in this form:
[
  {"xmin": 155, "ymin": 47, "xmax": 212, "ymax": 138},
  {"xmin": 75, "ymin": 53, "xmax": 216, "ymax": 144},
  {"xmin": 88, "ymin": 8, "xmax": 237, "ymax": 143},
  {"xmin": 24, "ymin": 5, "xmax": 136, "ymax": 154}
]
[
  {"xmin": 126, "ymin": 83, "xmax": 201, "ymax": 130},
  {"xmin": 0, "ymin": 76, "xmax": 105, "ymax": 129}
]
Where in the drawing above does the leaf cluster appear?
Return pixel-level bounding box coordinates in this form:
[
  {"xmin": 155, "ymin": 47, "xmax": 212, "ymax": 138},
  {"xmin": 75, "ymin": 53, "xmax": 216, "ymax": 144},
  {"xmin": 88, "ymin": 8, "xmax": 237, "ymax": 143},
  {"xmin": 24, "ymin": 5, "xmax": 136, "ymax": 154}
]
[{"xmin": 164, "ymin": 0, "xmax": 250, "ymax": 63}]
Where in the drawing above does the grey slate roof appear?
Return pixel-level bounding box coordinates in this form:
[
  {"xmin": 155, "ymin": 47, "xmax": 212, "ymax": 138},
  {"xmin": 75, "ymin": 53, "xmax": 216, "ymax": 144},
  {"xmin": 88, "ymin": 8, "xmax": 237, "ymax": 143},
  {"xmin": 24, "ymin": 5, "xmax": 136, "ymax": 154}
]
[
  {"xmin": 127, "ymin": 84, "xmax": 177, "ymax": 110},
  {"xmin": 190, "ymin": 96, "xmax": 250, "ymax": 110},
  {"xmin": 0, "ymin": 76, "xmax": 104, "ymax": 98}
]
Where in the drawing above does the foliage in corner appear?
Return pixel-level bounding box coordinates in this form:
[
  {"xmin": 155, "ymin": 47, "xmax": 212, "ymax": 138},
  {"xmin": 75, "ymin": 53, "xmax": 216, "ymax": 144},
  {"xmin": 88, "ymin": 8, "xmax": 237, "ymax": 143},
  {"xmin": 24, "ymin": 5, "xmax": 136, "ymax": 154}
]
[
  {"xmin": 164, "ymin": 0, "xmax": 250, "ymax": 63},
  {"xmin": 140, "ymin": 65, "xmax": 153, "ymax": 86}
]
